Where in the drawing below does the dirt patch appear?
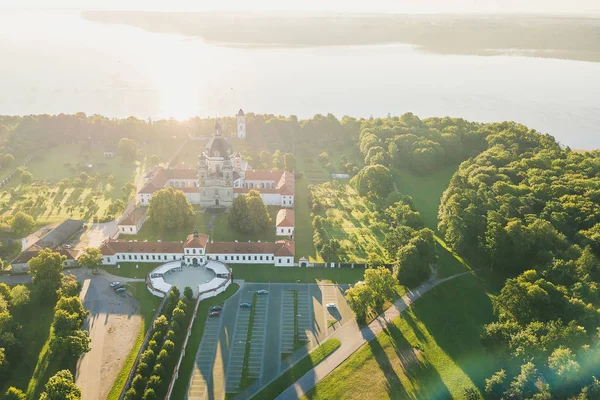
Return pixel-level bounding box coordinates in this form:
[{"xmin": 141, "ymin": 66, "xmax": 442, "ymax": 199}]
[
  {"xmin": 98, "ymin": 295, "xmax": 142, "ymax": 400},
  {"xmin": 76, "ymin": 274, "xmax": 143, "ymax": 400}
]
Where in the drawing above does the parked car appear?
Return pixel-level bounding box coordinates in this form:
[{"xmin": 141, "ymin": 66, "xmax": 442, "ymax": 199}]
[
  {"xmin": 209, "ymin": 311, "xmax": 221, "ymax": 317},
  {"xmin": 210, "ymin": 305, "xmax": 223, "ymax": 312},
  {"xmin": 240, "ymin": 302, "xmax": 252, "ymax": 309},
  {"xmin": 115, "ymin": 287, "xmax": 126, "ymax": 294},
  {"xmin": 256, "ymin": 289, "xmax": 268, "ymax": 295},
  {"xmin": 112, "ymin": 283, "xmax": 124, "ymax": 290},
  {"xmin": 326, "ymin": 303, "xmax": 337, "ymax": 308},
  {"xmin": 110, "ymin": 281, "xmax": 121, "ymax": 288},
  {"xmin": 63, "ymin": 244, "xmax": 72, "ymax": 249}
]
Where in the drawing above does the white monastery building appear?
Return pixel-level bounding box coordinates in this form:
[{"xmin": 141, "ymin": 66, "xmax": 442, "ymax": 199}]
[
  {"xmin": 99, "ymin": 230, "xmax": 295, "ymax": 267},
  {"xmin": 276, "ymin": 209, "xmax": 295, "ymax": 236}
]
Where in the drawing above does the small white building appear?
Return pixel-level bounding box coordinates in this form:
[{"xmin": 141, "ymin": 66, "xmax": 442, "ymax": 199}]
[
  {"xmin": 276, "ymin": 208, "xmax": 295, "ymax": 237},
  {"xmin": 237, "ymin": 109, "xmax": 246, "ymax": 139},
  {"xmin": 117, "ymin": 207, "xmax": 148, "ymax": 235}
]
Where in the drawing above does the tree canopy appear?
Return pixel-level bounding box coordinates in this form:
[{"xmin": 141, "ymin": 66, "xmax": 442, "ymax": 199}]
[
  {"xmin": 227, "ymin": 190, "xmax": 271, "ymax": 234},
  {"xmin": 28, "ymin": 249, "xmax": 65, "ymax": 300},
  {"xmin": 148, "ymin": 187, "xmax": 194, "ymax": 231}
]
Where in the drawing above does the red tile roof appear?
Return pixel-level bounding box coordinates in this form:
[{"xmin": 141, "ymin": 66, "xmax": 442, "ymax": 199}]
[
  {"xmin": 118, "ymin": 207, "xmax": 147, "ymax": 226},
  {"xmin": 205, "ymin": 239, "xmax": 294, "ymax": 257},
  {"xmin": 99, "ymin": 239, "xmax": 184, "ymax": 255},
  {"xmin": 276, "ymin": 209, "xmax": 295, "ymax": 227},
  {"xmin": 139, "ymin": 168, "xmax": 198, "ymax": 194},
  {"xmin": 184, "ymin": 233, "xmax": 209, "ymax": 248},
  {"xmin": 239, "ymin": 170, "xmax": 295, "ymax": 196},
  {"xmin": 12, "ymin": 246, "xmax": 79, "ymax": 264}
]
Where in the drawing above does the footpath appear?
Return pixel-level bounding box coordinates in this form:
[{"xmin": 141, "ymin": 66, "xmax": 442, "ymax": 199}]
[{"xmin": 275, "ymin": 270, "xmax": 476, "ymax": 400}]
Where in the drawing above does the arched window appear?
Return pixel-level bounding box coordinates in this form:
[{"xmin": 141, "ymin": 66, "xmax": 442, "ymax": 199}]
[{"xmin": 260, "ymin": 183, "xmax": 265, "ymax": 189}]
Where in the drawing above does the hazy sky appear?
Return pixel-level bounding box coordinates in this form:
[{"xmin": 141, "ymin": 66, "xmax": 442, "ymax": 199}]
[{"xmin": 2, "ymin": 0, "xmax": 600, "ymax": 14}]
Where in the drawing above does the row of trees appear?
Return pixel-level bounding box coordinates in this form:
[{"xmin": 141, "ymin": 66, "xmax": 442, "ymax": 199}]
[
  {"xmin": 125, "ymin": 286, "xmax": 194, "ymax": 400},
  {"xmin": 0, "ymin": 282, "xmax": 31, "ymax": 385},
  {"xmin": 245, "ymin": 149, "xmax": 296, "ymax": 172},
  {"xmin": 437, "ymin": 124, "xmax": 600, "ymax": 398}
]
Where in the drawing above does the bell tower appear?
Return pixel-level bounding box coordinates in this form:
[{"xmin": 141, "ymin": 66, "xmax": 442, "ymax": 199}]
[{"xmin": 237, "ymin": 109, "xmax": 246, "ymax": 139}]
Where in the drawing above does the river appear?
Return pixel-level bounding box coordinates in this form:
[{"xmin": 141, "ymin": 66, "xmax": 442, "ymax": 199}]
[{"xmin": 0, "ymin": 10, "xmax": 599, "ymax": 149}]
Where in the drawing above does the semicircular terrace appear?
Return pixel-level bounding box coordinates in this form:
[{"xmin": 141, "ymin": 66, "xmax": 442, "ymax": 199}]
[{"xmin": 146, "ymin": 260, "xmax": 232, "ymax": 299}]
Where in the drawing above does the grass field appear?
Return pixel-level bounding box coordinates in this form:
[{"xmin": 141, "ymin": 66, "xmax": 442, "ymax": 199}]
[
  {"xmin": 305, "ymin": 274, "xmax": 499, "ymax": 400},
  {"xmin": 302, "ymin": 164, "xmax": 505, "ymax": 399},
  {"xmin": 106, "ymin": 282, "xmax": 162, "ymax": 400},
  {"xmin": 253, "ymin": 338, "xmax": 341, "ymax": 400},
  {"xmin": 170, "ymin": 284, "xmax": 240, "ymax": 399},
  {"xmin": 0, "ymin": 289, "xmax": 56, "ymax": 397},
  {"xmin": 392, "ymin": 165, "xmax": 459, "ymax": 231},
  {"xmin": 212, "ymin": 207, "xmax": 280, "ymax": 243},
  {"xmin": 311, "ymin": 183, "xmax": 387, "ymax": 262}
]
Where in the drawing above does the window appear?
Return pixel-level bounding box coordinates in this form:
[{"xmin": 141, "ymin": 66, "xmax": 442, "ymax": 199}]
[
  {"xmin": 117, "ymin": 255, "xmax": 120, "ymax": 260},
  {"xmin": 130, "ymin": 227, "xmax": 133, "ymax": 232},
  {"xmin": 134, "ymin": 255, "xmax": 137, "ymax": 260},
  {"xmin": 278, "ymin": 258, "xmax": 281, "ymax": 263},
  {"xmin": 254, "ymin": 256, "xmax": 257, "ymax": 260},
  {"xmin": 236, "ymin": 256, "xmax": 239, "ymax": 261},
  {"xmin": 216, "ymin": 256, "xmax": 219, "ymax": 260},
  {"xmin": 225, "ymin": 256, "xmax": 228, "ymax": 261},
  {"xmin": 242, "ymin": 256, "xmax": 246, "ymax": 261},
  {"xmin": 193, "ymin": 249, "xmax": 196, "ymax": 254},
  {"xmin": 272, "ymin": 256, "xmax": 275, "ymax": 261},
  {"xmin": 152, "ymin": 255, "xmax": 155, "ymax": 260},
  {"xmin": 288, "ymin": 258, "xmax": 291, "ymax": 263},
  {"xmin": 146, "ymin": 255, "xmax": 149, "ymax": 260},
  {"xmin": 173, "ymin": 255, "xmax": 176, "ymax": 260},
  {"xmin": 107, "ymin": 257, "xmax": 111, "ymax": 262},
  {"xmin": 260, "ymin": 256, "xmax": 263, "ymax": 261}
]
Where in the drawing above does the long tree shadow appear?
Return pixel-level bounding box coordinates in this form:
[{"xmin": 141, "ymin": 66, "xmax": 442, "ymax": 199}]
[{"xmin": 410, "ymin": 273, "xmax": 499, "ymax": 393}]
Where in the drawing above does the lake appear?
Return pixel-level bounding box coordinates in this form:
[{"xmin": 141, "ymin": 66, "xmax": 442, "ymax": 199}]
[{"xmin": 0, "ymin": 10, "xmax": 599, "ymax": 149}]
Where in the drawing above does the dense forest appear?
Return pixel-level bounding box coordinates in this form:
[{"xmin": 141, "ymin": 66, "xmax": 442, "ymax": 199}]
[{"xmin": 437, "ymin": 124, "xmax": 600, "ymax": 398}]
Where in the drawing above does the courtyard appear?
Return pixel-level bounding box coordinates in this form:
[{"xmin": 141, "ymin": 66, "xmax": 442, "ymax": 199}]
[
  {"xmin": 163, "ymin": 265, "xmax": 216, "ymax": 296},
  {"xmin": 186, "ymin": 282, "xmax": 354, "ymax": 400}
]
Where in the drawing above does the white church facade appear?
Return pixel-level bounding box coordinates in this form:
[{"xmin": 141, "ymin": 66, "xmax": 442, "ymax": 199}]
[{"xmin": 137, "ymin": 110, "xmax": 294, "ymax": 209}]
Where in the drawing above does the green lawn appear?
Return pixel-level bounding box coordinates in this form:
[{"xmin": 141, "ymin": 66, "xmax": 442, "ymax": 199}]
[
  {"xmin": 101, "ymin": 262, "xmax": 161, "ymax": 279},
  {"xmin": 230, "ymin": 264, "xmax": 364, "ymax": 284},
  {"xmin": 212, "ymin": 207, "xmax": 280, "ymax": 242},
  {"xmin": 305, "ymin": 274, "xmax": 500, "ymax": 400},
  {"xmin": 170, "ymin": 284, "xmax": 240, "ymax": 399},
  {"xmin": 294, "ymin": 176, "xmax": 317, "ymax": 262},
  {"xmin": 392, "ymin": 165, "xmax": 459, "ymax": 231},
  {"xmin": 120, "ymin": 212, "xmax": 210, "ymax": 242},
  {"xmin": 106, "ymin": 282, "xmax": 162, "ymax": 400},
  {"xmin": 0, "ymin": 289, "xmax": 55, "ymax": 397},
  {"xmin": 253, "ymin": 338, "xmax": 341, "ymax": 400}
]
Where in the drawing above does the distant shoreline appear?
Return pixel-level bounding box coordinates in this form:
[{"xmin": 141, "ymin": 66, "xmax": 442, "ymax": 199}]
[{"xmin": 81, "ymin": 10, "xmax": 600, "ymax": 63}]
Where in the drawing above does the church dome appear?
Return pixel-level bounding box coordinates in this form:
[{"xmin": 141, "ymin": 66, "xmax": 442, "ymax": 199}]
[{"xmin": 205, "ymin": 135, "xmax": 233, "ymax": 158}]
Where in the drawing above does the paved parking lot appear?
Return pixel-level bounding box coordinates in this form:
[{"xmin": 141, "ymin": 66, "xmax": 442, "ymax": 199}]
[{"xmin": 186, "ymin": 282, "xmax": 354, "ymax": 400}]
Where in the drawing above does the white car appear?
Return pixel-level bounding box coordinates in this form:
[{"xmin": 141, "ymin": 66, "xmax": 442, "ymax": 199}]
[
  {"xmin": 110, "ymin": 282, "xmax": 121, "ymax": 288},
  {"xmin": 326, "ymin": 303, "xmax": 337, "ymax": 308},
  {"xmin": 256, "ymin": 290, "xmax": 268, "ymax": 295}
]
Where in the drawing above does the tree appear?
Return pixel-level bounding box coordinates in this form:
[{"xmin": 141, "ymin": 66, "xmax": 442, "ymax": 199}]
[
  {"xmin": 394, "ymin": 244, "xmax": 431, "ymax": 287},
  {"xmin": 78, "ymin": 248, "xmax": 103, "ymax": 272},
  {"xmin": 4, "ymin": 387, "xmax": 26, "ymax": 400},
  {"xmin": 28, "ymin": 249, "xmax": 64, "ymax": 299},
  {"xmin": 548, "ymin": 346, "xmax": 580, "ymax": 381},
  {"xmin": 0, "ymin": 283, "xmax": 11, "ymax": 304},
  {"xmin": 57, "ymin": 274, "xmax": 81, "ymax": 298},
  {"xmin": 148, "ymin": 187, "xmax": 194, "ymax": 231},
  {"xmin": 183, "ymin": 286, "xmax": 194, "ymax": 302},
  {"xmin": 20, "ymin": 170, "xmax": 32, "ymax": 184},
  {"xmin": 350, "ymin": 164, "xmax": 394, "ymax": 198},
  {"xmin": 118, "ymin": 138, "xmax": 138, "ymax": 161},
  {"xmin": 485, "ymin": 370, "xmax": 507, "ymax": 400},
  {"xmin": 284, "ymin": 153, "xmax": 296, "ymax": 171},
  {"xmin": 363, "ymin": 266, "xmax": 398, "ymax": 309},
  {"xmin": 1, "ymin": 153, "xmax": 14, "ymax": 168},
  {"xmin": 229, "ymin": 190, "xmax": 271, "ymax": 234},
  {"xmin": 149, "ymin": 154, "xmax": 160, "ymax": 166},
  {"xmin": 10, "ymin": 212, "xmax": 35, "ymax": 236},
  {"xmin": 272, "ymin": 150, "xmax": 283, "ymax": 170},
  {"xmin": 52, "ymin": 329, "xmax": 91, "ymax": 358},
  {"xmin": 10, "ymin": 285, "xmax": 30, "ymax": 308},
  {"xmin": 39, "ymin": 370, "xmax": 81, "ymax": 400},
  {"xmin": 345, "ymin": 283, "xmax": 374, "ymax": 320}
]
